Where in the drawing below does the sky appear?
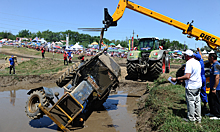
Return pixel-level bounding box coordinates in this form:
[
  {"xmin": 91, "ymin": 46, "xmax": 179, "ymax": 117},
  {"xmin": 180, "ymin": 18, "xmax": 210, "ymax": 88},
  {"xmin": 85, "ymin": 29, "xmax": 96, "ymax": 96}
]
[{"xmin": 0, "ymin": 0, "xmax": 220, "ymax": 49}]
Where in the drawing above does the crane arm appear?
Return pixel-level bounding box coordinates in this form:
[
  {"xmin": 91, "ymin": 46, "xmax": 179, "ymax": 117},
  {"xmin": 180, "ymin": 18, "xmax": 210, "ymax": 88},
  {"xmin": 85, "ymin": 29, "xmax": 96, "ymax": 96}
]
[{"xmin": 104, "ymin": 0, "xmax": 220, "ymax": 49}]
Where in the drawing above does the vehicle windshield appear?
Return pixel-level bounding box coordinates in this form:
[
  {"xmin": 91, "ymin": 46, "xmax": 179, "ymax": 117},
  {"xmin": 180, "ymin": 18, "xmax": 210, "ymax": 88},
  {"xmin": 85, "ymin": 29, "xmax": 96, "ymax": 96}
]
[{"xmin": 139, "ymin": 39, "xmax": 154, "ymax": 50}]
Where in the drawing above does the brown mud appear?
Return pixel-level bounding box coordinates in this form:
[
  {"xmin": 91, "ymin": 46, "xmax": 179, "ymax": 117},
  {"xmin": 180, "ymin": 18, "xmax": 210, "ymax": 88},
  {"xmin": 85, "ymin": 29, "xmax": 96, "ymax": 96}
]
[{"xmin": 0, "ymin": 48, "xmax": 182, "ymax": 131}]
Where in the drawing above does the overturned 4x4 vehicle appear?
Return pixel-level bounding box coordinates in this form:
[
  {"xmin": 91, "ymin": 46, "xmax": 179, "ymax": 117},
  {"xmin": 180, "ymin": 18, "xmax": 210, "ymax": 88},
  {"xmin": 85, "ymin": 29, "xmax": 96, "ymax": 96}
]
[{"xmin": 25, "ymin": 49, "xmax": 121, "ymax": 131}]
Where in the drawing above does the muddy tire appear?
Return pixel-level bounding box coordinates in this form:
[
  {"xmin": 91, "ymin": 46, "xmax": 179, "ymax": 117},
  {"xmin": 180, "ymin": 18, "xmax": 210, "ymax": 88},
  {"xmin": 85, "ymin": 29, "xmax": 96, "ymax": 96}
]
[
  {"xmin": 25, "ymin": 90, "xmax": 49, "ymax": 119},
  {"xmin": 93, "ymin": 92, "xmax": 109, "ymax": 110},
  {"xmin": 56, "ymin": 62, "xmax": 80, "ymax": 87},
  {"xmin": 165, "ymin": 54, "xmax": 170, "ymax": 73},
  {"xmin": 126, "ymin": 61, "xmax": 138, "ymax": 78},
  {"xmin": 148, "ymin": 54, "xmax": 165, "ymax": 79}
]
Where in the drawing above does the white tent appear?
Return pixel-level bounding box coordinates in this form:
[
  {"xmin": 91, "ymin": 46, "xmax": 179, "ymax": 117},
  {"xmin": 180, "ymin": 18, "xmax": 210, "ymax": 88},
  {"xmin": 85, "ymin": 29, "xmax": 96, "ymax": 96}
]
[
  {"xmin": 116, "ymin": 44, "xmax": 122, "ymax": 48},
  {"xmin": 55, "ymin": 41, "xmax": 63, "ymax": 45},
  {"xmin": 209, "ymin": 50, "xmax": 215, "ymax": 54},
  {"xmin": 202, "ymin": 50, "xmax": 207, "ymax": 54},
  {"xmin": 70, "ymin": 43, "xmax": 83, "ymax": 50}
]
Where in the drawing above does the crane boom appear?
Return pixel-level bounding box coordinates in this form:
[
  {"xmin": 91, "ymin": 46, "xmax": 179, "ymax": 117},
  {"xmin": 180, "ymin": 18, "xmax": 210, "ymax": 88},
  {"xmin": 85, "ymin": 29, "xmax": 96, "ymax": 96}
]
[{"xmin": 104, "ymin": 0, "xmax": 220, "ymax": 49}]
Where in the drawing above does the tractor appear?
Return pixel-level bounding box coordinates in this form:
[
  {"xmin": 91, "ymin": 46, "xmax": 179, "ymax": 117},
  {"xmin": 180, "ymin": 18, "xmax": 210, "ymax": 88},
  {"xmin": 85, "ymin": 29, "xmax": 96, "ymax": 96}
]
[
  {"xmin": 126, "ymin": 37, "xmax": 170, "ymax": 79},
  {"xmin": 25, "ymin": 49, "xmax": 121, "ymax": 131}
]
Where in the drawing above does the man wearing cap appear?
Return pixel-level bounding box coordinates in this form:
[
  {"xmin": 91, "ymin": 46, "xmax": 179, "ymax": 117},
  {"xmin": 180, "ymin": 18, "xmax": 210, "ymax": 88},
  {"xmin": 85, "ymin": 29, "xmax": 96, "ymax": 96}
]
[
  {"xmin": 193, "ymin": 48, "xmax": 208, "ymax": 110},
  {"xmin": 206, "ymin": 53, "xmax": 220, "ymax": 119},
  {"xmin": 9, "ymin": 55, "xmax": 15, "ymax": 74},
  {"xmin": 171, "ymin": 50, "xmax": 202, "ymax": 122}
]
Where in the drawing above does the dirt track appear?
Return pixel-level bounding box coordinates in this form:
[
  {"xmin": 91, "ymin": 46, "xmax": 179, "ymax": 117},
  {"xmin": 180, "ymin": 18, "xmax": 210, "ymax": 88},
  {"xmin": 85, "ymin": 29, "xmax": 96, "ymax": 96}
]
[{"xmin": 0, "ymin": 48, "xmax": 181, "ymax": 132}]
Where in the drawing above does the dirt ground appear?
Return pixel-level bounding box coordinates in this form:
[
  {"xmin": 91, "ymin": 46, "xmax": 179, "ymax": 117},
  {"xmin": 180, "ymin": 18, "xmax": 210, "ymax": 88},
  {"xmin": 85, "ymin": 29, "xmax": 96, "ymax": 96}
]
[{"xmin": 0, "ymin": 48, "xmax": 181, "ymax": 131}]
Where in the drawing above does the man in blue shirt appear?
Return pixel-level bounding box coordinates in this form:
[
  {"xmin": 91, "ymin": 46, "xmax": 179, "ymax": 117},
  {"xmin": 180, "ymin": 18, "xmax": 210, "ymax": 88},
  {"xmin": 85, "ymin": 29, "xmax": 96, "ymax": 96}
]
[
  {"xmin": 193, "ymin": 49, "xmax": 208, "ymax": 109},
  {"xmin": 9, "ymin": 55, "xmax": 15, "ymax": 74},
  {"xmin": 67, "ymin": 50, "xmax": 72, "ymax": 63},
  {"xmin": 206, "ymin": 53, "xmax": 220, "ymax": 119}
]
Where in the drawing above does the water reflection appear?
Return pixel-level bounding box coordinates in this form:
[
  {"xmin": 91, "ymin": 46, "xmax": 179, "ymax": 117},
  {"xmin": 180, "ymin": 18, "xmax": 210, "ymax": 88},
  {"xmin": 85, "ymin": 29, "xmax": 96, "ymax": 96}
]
[
  {"xmin": 105, "ymin": 91, "xmax": 137, "ymax": 132},
  {"xmin": 10, "ymin": 90, "xmax": 16, "ymax": 106}
]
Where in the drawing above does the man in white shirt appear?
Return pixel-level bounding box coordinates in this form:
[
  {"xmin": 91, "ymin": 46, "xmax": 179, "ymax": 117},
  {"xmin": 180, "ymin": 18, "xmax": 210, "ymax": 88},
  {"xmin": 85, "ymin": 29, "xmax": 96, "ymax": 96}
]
[{"xmin": 171, "ymin": 50, "xmax": 202, "ymax": 123}]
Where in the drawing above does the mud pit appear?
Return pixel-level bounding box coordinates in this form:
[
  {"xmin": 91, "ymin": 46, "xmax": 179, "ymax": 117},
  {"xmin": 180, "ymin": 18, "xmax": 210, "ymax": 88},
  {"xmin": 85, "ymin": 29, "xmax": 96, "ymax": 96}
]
[
  {"xmin": 0, "ymin": 48, "xmax": 182, "ymax": 131},
  {"xmin": 0, "ymin": 67, "xmax": 180, "ymax": 132},
  {"xmin": 0, "ymin": 81, "xmax": 147, "ymax": 132}
]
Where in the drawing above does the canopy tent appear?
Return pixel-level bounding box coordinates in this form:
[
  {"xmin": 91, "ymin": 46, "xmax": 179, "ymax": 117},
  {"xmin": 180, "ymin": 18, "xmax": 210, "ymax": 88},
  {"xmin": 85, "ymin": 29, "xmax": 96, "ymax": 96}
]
[
  {"xmin": 209, "ymin": 50, "xmax": 215, "ymax": 53},
  {"xmin": 70, "ymin": 43, "xmax": 83, "ymax": 50},
  {"xmin": 108, "ymin": 49, "xmax": 118, "ymax": 52},
  {"xmin": 32, "ymin": 37, "xmax": 39, "ymax": 42},
  {"xmin": 168, "ymin": 51, "xmax": 174, "ymax": 55},
  {"xmin": 54, "ymin": 45, "xmax": 61, "ymax": 49},
  {"xmin": 118, "ymin": 49, "xmax": 127, "ymax": 52},
  {"xmin": 116, "ymin": 44, "xmax": 122, "ymax": 48},
  {"xmin": 177, "ymin": 52, "xmax": 182, "ymax": 55},
  {"xmin": 55, "ymin": 42, "xmax": 63, "ymax": 45},
  {"xmin": 173, "ymin": 50, "xmax": 181, "ymax": 52},
  {"xmin": 202, "ymin": 50, "xmax": 208, "ymax": 54},
  {"xmin": 91, "ymin": 42, "xmax": 98, "ymax": 45},
  {"xmin": 109, "ymin": 43, "xmax": 115, "ymax": 46}
]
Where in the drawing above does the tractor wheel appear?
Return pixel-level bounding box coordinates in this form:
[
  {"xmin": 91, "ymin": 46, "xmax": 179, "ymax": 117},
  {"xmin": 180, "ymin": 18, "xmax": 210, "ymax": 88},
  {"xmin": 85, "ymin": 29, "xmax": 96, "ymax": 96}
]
[
  {"xmin": 126, "ymin": 61, "xmax": 138, "ymax": 78},
  {"xmin": 56, "ymin": 62, "xmax": 80, "ymax": 87},
  {"xmin": 93, "ymin": 92, "xmax": 110, "ymax": 110},
  {"xmin": 165, "ymin": 54, "xmax": 170, "ymax": 73},
  {"xmin": 25, "ymin": 90, "xmax": 49, "ymax": 119},
  {"xmin": 148, "ymin": 54, "xmax": 165, "ymax": 79}
]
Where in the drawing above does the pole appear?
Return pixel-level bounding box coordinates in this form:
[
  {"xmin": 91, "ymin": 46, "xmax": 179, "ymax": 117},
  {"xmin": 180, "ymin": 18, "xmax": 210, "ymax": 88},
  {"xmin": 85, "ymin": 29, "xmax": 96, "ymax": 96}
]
[
  {"xmin": 99, "ymin": 28, "xmax": 104, "ymax": 51},
  {"xmin": 132, "ymin": 37, "xmax": 134, "ymax": 50},
  {"xmin": 66, "ymin": 33, "xmax": 69, "ymax": 49},
  {"xmin": 132, "ymin": 30, "xmax": 135, "ymax": 49}
]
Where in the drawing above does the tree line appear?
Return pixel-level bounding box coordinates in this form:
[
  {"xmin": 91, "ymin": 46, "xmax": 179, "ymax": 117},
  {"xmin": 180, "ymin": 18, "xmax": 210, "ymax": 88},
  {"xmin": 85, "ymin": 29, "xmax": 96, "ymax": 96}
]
[{"xmin": 0, "ymin": 29, "xmax": 187, "ymax": 49}]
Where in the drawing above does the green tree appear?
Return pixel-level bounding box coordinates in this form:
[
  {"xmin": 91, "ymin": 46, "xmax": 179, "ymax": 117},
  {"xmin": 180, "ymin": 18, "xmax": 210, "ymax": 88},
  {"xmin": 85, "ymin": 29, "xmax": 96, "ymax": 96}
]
[
  {"xmin": 17, "ymin": 29, "xmax": 31, "ymax": 38},
  {"xmin": 0, "ymin": 31, "xmax": 16, "ymax": 40}
]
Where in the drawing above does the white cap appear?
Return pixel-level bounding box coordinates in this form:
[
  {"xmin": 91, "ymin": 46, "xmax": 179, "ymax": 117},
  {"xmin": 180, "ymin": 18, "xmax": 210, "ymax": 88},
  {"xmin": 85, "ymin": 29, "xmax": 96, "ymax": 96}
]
[{"xmin": 183, "ymin": 50, "xmax": 193, "ymax": 56}]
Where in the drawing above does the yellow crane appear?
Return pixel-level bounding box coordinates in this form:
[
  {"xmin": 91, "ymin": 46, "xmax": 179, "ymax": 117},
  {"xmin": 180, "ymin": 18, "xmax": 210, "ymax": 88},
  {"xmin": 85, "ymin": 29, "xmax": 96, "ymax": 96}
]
[{"xmin": 103, "ymin": 0, "xmax": 220, "ymax": 49}]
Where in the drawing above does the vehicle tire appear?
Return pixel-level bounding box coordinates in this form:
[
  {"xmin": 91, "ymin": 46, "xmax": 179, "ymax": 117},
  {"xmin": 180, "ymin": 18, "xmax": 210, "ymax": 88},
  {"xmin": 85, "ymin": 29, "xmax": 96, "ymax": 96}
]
[
  {"xmin": 93, "ymin": 92, "xmax": 109, "ymax": 110},
  {"xmin": 56, "ymin": 62, "xmax": 80, "ymax": 87},
  {"xmin": 126, "ymin": 61, "xmax": 138, "ymax": 78},
  {"xmin": 25, "ymin": 90, "xmax": 49, "ymax": 119},
  {"xmin": 148, "ymin": 54, "xmax": 165, "ymax": 79},
  {"xmin": 165, "ymin": 54, "xmax": 170, "ymax": 73}
]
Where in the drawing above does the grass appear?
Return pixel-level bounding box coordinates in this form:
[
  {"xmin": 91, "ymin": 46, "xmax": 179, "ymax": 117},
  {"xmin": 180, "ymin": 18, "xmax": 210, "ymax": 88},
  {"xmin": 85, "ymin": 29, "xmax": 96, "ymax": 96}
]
[
  {"xmin": 170, "ymin": 58, "xmax": 186, "ymax": 64},
  {"xmin": 137, "ymin": 73, "xmax": 220, "ymax": 132},
  {"xmin": 0, "ymin": 58, "xmax": 67, "ymax": 75},
  {"xmin": 0, "ymin": 53, "xmax": 7, "ymax": 59},
  {"xmin": 1, "ymin": 46, "xmax": 90, "ymax": 60}
]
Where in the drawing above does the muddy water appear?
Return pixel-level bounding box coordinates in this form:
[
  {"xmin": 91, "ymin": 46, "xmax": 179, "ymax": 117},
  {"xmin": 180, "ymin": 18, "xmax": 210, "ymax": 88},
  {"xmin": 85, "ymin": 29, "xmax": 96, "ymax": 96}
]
[
  {"xmin": 103, "ymin": 91, "xmax": 137, "ymax": 132},
  {"xmin": 0, "ymin": 87, "xmax": 138, "ymax": 132}
]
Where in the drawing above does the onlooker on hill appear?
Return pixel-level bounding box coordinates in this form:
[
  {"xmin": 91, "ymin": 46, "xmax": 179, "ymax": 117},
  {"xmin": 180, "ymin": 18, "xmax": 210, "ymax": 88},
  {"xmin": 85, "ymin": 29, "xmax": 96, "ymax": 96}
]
[
  {"xmin": 193, "ymin": 48, "xmax": 208, "ymax": 111},
  {"xmin": 41, "ymin": 47, "xmax": 45, "ymax": 58},
  {"xmin": 171, "ymin": 50, "xmax": 202, "ymax": 123},
  {"xmin": 63, "ymin": 52, "xmax": 68, "ymax": 65},
  {"xmin": 206, "ymin": 53, "xmax": 220, "ymax": 119},
  {"xmin": 9, "ymin": 55, "xmax": 16, "ymax": 74}
]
